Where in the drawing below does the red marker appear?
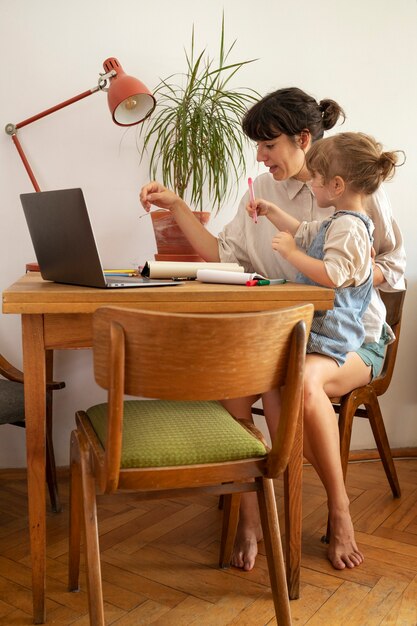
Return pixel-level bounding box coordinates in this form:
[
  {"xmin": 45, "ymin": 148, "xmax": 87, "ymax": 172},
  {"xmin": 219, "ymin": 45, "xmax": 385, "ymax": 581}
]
[
  {"xmin": 246, "ymin": 279, "xmax": 259, "ymax": 286},
  {"xmin": 248, "ymin": 177, "xmax": 257, "ymax": 223}
]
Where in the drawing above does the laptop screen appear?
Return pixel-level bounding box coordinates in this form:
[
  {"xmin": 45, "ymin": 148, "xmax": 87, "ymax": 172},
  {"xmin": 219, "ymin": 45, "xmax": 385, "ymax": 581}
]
[{"xmin": 20, "ymin": 188, "xmax": 109, "ymax": 287}]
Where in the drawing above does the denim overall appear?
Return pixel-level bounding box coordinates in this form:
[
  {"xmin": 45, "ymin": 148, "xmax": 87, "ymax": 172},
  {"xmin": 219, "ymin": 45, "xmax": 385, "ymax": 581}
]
[{"xmin": 296, "ymin": 211, "xmax": 374, "ymax": 366}]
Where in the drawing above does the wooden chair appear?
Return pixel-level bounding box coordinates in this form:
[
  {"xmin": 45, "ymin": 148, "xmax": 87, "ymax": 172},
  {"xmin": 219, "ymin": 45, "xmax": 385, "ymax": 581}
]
[
  {"xmin": 0, "ymin": 352, "xmax": 65, "ymax": 512},
  {"xmin": 331, "ymin": 288, "xmax": 407, "ymax": 495},
  {"xmin": 68, "ymin": 303, "xmax": 314, "ymax": 626}
]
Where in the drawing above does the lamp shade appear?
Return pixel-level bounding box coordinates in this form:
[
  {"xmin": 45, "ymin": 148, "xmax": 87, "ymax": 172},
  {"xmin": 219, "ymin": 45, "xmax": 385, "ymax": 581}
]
[{"xmin": 103, "ymin": 57, "xmax": 156, "ymax": 126}]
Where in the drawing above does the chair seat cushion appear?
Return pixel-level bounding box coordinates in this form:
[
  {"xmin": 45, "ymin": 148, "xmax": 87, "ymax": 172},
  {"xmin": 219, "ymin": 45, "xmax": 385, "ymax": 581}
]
[{"xmin": 86, "ymin": 400, "xmax": 267, "ymax": 468}]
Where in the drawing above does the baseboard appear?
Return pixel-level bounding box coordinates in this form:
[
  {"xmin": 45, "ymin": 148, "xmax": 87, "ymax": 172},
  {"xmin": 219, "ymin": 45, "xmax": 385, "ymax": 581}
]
[
  {"xmin": 348, "ymin": 447, "xmax": 417, "ymax": 462},
  {"xmin": 0, "ymin": 466, "xmax": 70, "ymax": 479}
]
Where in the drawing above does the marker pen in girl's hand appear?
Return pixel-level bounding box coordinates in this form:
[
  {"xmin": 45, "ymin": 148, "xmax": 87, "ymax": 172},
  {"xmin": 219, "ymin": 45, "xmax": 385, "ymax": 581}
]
[{"xmin": 248, "ymin": 177, "xmax": 257, "ymax": 223}]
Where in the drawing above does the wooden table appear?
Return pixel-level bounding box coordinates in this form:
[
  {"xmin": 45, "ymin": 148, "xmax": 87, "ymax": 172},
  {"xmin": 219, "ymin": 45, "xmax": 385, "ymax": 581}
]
[{"xmin": 2, "ymin": 273, "xmax": 334, "ymax": 624}]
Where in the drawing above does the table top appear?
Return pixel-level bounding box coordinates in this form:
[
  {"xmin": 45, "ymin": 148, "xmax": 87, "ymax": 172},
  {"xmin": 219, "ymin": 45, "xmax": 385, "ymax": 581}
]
[{"xmin": 2, "ymin": 273, "xmax": 334, "ymax": 315}]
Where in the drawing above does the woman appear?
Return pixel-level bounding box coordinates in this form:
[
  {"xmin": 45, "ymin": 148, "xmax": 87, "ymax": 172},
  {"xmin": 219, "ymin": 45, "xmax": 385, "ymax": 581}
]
[{"xmin": 139, "ymin": 87, "xmax": 405, "ymax": 572}]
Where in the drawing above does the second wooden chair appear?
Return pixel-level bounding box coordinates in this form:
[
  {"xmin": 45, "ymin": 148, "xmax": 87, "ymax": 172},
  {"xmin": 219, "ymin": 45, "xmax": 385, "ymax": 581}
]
[
  {"xmin": 331, "ymin": 288, "xmax": 406, "ymax": 497},
  {"xmin": 68, "ymin": 303, "xmax": 313, "ymax": 626},
  {"xmin": 0, "ymin": 352, "xmax": 65, "ymax": 512}
]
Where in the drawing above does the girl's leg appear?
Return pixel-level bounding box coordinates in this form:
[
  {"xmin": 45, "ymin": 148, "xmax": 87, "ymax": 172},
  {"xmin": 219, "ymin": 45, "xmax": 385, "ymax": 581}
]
[{"xmin": 303, "ymin": 352, "xmax": 371, "ymax": 569}]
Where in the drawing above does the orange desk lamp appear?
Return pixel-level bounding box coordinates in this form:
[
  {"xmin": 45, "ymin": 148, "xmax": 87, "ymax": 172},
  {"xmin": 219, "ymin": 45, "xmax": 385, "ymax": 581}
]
[{"xmin": 5, "ymin": 57, "xmax": 156, "ymax": 192}]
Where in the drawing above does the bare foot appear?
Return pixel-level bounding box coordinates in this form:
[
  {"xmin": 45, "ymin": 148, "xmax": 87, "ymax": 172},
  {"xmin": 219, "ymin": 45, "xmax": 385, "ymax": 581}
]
[
  {"xmin": 231, "ymin": 519, "xmax": 263, "ymax": 571},
  {"xmin": 327, "ymin": 508, "xmax": 364, "ymax": 569}
]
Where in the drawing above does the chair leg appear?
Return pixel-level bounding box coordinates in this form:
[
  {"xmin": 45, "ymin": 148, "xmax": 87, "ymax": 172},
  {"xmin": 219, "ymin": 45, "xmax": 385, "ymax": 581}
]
[
  {"xmin": 68, "ymin": 431, "xmax": 82, "ymax": 592},
  {"xmin": 219, "ymin": 493, "xmax": 240, "ymax": 568},
  {"xmin": 365, "ymin": 390, "xmax": 401, "ymax": 498},
  {"xmin": 337, "ymin": 394, "xmax": 357, "ymax": 482},
  {"xmin": 257, "ymin": 477, "xmax": 292, "ymax": 626},
  {"xmin": 78, "ymin": 432, "xmax": 105, "ymax": 626},
  {"xmin": 45, "ymin": 388, "xmax": 61, "ymax": 513},
  {"xmin": 283, "ymin": 418, "xmax": 303, "ymax": 600}
]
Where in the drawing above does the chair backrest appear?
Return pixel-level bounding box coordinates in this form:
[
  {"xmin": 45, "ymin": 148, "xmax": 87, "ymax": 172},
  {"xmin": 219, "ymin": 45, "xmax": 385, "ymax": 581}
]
[
  {"xmin": 0, "ymin": 354, "xmax": 24, "ymax": 383},
  {"xmin": 91, "ymin": 304, "xmax": 314, "ymax": 483},
  {"xmin": 373, "ymin": 287, "xmax": 406, "ymax": 396}
]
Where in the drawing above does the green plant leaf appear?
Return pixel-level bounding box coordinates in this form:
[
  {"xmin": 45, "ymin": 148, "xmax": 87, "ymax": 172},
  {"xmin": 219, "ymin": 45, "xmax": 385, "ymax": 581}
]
[{"xmin": 137, "ymin": 16, "xmax": 260, "ymax": 214}]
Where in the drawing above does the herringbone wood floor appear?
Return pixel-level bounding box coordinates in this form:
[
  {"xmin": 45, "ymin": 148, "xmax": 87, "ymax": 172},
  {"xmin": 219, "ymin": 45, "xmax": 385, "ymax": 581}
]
[{"xmin": 0, "ymin": 459, "xmax": 416, "ymax": 625}]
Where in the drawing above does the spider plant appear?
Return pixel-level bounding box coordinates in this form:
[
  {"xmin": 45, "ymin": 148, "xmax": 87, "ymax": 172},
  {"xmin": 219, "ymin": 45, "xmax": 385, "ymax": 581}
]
[{"xmin": 137, "ymin": 16, "xmax": 259, "ymax": 215}]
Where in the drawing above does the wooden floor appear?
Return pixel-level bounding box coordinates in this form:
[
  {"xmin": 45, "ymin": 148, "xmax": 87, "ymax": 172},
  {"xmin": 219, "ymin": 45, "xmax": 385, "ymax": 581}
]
[{"xmin": 0, "ymin": 459, "xmax": 417, "ymax": 625}]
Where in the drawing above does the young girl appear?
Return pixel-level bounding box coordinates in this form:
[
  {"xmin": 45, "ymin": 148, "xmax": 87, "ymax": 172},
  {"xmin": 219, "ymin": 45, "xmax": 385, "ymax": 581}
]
[{"xmin": 247, "ymin": 132, "xmax": 401, "ymax": 365}]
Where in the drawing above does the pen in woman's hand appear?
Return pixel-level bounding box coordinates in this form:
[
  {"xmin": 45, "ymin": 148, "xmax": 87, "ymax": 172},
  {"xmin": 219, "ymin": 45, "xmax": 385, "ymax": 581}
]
[
  {"xmin": 248, "ymin": 177, "xmax": 257, "ymax": 224},
  {"xmin": 138, "ymin": 208, "xmax": 170, "ymax": 219}
]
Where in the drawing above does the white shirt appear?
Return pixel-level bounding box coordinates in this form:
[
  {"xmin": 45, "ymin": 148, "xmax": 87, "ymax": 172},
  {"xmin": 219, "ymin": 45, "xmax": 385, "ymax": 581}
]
[{"xmin": 218, "ymin": 174, "xmax": 406, "ymax": 342}]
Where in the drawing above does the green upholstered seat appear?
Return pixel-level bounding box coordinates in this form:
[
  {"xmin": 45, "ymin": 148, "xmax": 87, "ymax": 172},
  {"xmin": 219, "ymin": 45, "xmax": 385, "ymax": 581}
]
[{"xmin": 87, "ymin": 400, "xmax": 267, "ymax": 468}]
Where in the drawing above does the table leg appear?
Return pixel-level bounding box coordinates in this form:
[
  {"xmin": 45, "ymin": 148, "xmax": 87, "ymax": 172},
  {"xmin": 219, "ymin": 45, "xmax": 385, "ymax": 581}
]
[
  {"xmin": 283, "ymin": 404, "xmax": 303, "ymax": 600},
  {"xmin": 22, "ymin": 314, "xmax": 47, "ymax": 624}
]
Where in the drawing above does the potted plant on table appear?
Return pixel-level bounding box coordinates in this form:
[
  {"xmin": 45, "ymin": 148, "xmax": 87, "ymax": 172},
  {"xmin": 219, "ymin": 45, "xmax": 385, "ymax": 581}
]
[{"xmin": 137, "ymin": 16, "xmax": 259, "ymax": 261}]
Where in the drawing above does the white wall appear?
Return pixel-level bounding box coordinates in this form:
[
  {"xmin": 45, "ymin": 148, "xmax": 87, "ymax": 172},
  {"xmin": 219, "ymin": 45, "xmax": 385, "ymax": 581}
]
[{"xmin": 0, "ymin": 0, "xmax": 416, "ymax": 466}]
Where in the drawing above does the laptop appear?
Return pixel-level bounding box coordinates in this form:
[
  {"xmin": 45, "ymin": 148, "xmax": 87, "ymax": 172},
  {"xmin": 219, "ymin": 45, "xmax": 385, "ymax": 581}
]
[{"xmin": 20, "ymin": 188, "xmax": 181, "ymax": 289}]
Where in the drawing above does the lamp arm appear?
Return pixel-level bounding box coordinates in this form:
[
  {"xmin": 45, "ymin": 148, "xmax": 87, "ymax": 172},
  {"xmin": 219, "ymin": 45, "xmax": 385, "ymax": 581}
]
[
  {"xmin": 4, "ymin": 69, "xmax": 117, "ymax": 191},
  {"xmin": 10, "ymin": 87, "xmax": 100, "ymax": 132},
  {"xmin": 9, "ymin": 133, "xmax": 42, "ymax": 192},
  {"xmin": 5, "ymin": 87, "xmax": 100, "ymax": 192}
]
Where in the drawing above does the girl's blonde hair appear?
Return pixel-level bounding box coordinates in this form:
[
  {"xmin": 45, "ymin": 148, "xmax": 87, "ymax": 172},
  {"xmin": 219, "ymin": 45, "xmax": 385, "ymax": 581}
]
[{"xmin": 306, "ymin": 132, "xmax": 403, "ymax": 195}]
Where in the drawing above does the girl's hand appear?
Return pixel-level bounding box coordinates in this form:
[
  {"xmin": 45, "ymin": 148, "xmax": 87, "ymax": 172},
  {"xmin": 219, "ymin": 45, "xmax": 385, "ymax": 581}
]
[
  {"xmin": 139, "ymin": 181, "xmax": 181, "ymax": 212},
  {"xmin": 272, "ymin": 231, "xmax": 297, "ymax": 259},
  {"xmin": 246, "ymin": 197, "xmax": 274, "ymax": 221}
]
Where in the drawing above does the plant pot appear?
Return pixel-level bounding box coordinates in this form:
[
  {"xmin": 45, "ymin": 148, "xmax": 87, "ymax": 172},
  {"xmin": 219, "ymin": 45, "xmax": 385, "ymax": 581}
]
[{"xmin": 150, "ymin": 210, "xmax": 210, "ymax": 262}]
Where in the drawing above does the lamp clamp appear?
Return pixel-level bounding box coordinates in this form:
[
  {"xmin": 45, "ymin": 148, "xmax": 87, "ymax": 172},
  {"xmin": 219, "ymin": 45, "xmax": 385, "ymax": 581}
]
[
  {"xmin": 5, "ymin": 123, "xmax": 16, "ymax": 136},
  {"xmin": 97, "ymin": 69, "xmax": 117, "ymax": 92}
]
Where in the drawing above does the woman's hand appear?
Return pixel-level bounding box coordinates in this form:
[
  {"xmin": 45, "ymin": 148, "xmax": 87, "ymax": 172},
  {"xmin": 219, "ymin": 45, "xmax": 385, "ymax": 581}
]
[
  {"xmin": 370, "ymin": 246, "xmax": 385, "ymax": 286},
  {"xmin": 139, "ymin": 181, "xmax": 181, "ymax": 213},
  {"xmin": 272, "ymin": 231, "xmax": 297, "ymax": 259}
]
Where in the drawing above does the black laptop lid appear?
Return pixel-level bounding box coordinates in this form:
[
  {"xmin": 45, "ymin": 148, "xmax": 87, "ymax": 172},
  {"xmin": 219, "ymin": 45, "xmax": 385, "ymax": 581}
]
[{"xmin": 20, "ymin": 188, "xmax": 108, "ymax": 288}]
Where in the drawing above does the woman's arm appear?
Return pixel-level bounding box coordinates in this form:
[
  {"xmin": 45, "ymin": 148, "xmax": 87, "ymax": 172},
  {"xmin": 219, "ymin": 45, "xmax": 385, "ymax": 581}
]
[
  {"xmin": 372, "ymin": 251, "xmax": 385, "ymax": 286},
  {"xmin": 140, "ymin": 182, "xmax": 220, "ymax": 261},
  {"xmin": 365, "ymin": 187, "xmax": 406, "ymax": 290}
]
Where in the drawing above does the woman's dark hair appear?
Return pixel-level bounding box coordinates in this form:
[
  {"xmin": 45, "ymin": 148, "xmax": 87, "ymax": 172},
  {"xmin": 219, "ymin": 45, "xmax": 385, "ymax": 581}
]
[{"xmin": 242, "ymin": 87, "xmax": 345, "ymax": 142}]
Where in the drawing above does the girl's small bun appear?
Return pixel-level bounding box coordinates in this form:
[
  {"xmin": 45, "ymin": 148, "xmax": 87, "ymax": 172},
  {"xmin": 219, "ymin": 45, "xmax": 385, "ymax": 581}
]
[{"xmin": 378, "ymin": 150, "xmax": 403, "ymax": 183}]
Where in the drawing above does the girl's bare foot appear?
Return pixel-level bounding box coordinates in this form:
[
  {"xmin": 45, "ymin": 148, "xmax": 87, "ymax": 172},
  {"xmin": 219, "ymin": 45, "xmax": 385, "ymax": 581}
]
[
  {"xmin": 327, "ymin": 508, "xmax": 364, "ymax": 569},
  {"xmin": 231, "ymin": 519, "xmax": 263, "ymax": 571}
]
